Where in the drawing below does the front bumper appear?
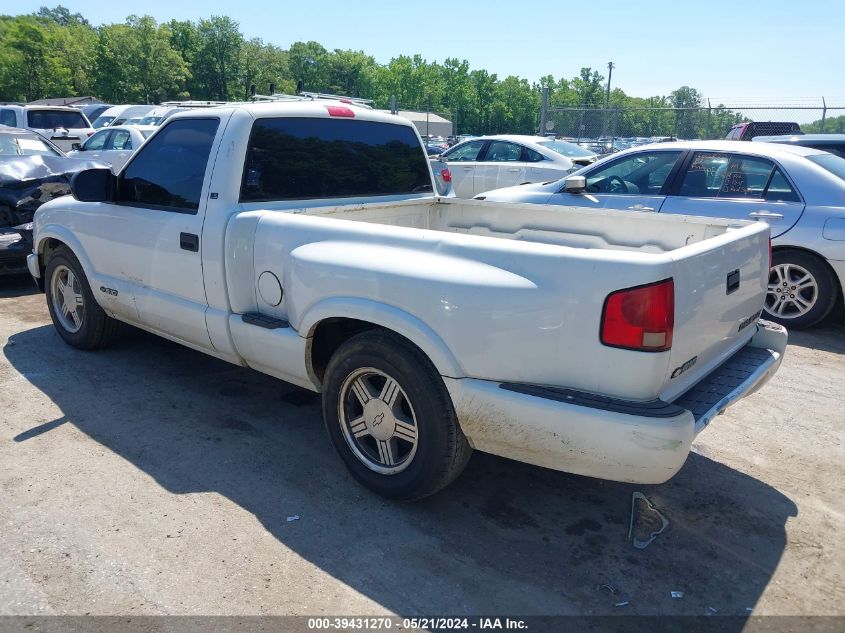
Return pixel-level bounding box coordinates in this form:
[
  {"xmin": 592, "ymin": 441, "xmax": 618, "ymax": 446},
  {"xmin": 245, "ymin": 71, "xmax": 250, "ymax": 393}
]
[
  {"xmin": 0, "ymin": 232, "xmax": 30, "ymax": 276},
  {"xmin": 445, "ymin": 320, "xmax": 787, "ymax": 485}
]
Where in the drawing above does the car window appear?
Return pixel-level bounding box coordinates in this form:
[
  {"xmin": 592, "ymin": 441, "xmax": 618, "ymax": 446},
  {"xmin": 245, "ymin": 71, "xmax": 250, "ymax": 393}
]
[
  {"xmin": 240, "ymin": 117, "xmax": 432, "ymax": 202},
  {"xmin": 765, "ymin": 169, "xmax": 801, "ymax": 202},
  {"xmin": 84, "ymin": 130, "xmax": 109, "ymax": 151},
  {"xmin": 92, "ymin": 116, "xmax": 114, "ymax": 129},
  {"xmin": 26, "ymin": 110, "xmax": 88, "ymax": 129},
  {"xmin": 807, "ymin": 153, "xmax": 845, "ymax": 182},
  {"xmin": 117, "ymin": 118, "xmax": 219, "ymax": 213},
  {"xmin": 584, "ymin": 151, "xmax": 682, "ymax": 194},
  {"xmin": 0, "ymin": 109, "xmax": 16, "ymax": 127},
  {"xmin": 524, "ymin": 147, "xmax": 545, "ymax": 163},
  {"xmin": 484, "ymin": 141, "xmax": 522, "ymax": 162},
  {"xmin": 678, "ymin": 152, "xmax": 776, "ymax": 199},
  {"xmin": 538, "ymin": 140, "xmax": 596, "ymax": 158},
  {"xmin": 443, "ymin": 140, "xmax": 485, "ymax": 162},
  {"xmin": 109, "ymin": 130, "xmax": 132, "ymax": 150}
]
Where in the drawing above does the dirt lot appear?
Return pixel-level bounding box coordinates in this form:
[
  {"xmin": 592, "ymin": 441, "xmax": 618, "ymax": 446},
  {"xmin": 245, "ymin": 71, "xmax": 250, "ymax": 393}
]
[{"xmin": 1, "ymin": 275, "xmax": 843, "ymax": 619}]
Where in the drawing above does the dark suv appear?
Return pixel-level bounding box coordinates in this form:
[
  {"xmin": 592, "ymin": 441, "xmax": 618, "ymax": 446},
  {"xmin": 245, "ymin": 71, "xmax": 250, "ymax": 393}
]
[{"xmin": 726, "ymin": 121, "xmax": 801, "ymax": 140}]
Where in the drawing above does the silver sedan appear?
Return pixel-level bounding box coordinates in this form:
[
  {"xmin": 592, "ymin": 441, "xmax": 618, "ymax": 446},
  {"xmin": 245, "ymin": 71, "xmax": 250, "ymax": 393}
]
[{"xmin": 476, "ymin": 140, "xmax": 845, "ymax": 329}]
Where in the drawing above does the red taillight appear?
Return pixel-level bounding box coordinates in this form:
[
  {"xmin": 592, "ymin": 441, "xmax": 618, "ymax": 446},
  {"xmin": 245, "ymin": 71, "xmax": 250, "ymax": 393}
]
[
  {"xmin": 440, "ymin": 167, "xmax": 452, "ymax": 183},
  {"xmin": 601, "ymin": 279, "xmax": 674, "ymax": 352},
  {"xmin": 325, "ymin": 105, "xmax": 355, "ymax": 118}
]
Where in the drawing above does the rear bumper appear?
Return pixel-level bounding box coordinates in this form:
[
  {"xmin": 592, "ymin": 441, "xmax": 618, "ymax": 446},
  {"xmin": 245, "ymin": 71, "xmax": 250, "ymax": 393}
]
[{"xmin": 446, "ymin": 320, "xmax": 787, "ymax": 484}]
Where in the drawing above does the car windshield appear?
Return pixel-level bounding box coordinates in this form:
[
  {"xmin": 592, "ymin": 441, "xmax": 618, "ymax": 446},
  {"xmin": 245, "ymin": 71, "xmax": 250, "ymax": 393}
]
[
  {"xmin": 0, "ymin": 134, "xmax": 61, "ymax": 157},
  {"xmin": 26, "ymin": 110, "xmax": 89, "ymax": 129},
  {"xmin": 139, "ymin": 116, "xmax": 162, "ymax": 125},
  {"xmin": 92, "ymin": 116, "xmax": 115, "ymax": 129},
  {"xmin": 538, "ymin": 140, "xmax": 596, "ymax": 158},
  {"xmin": 807, "ymin": 153, "xmax": 845, "ymax": 181}
]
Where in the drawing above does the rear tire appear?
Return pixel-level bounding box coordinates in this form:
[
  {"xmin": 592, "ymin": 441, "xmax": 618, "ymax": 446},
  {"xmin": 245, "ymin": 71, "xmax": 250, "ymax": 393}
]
[
  {"xmin": 322, "ymin": 330, "xmax": 472, "ymax": 501},
  {"xmin": 765, "ymin": 249, "xmax": 838, "ymax": 329},
  {"xmin": 45, "ymin": 246, "xmax": 121, "ymax": 350}
]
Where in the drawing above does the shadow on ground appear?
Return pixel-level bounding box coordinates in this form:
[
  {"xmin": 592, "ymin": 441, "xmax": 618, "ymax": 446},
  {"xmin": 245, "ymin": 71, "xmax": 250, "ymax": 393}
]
[
  {"xmin": 4, "ymin": 324, "xmax": 797, "ymax": 620},
  {"xmin": 788, "ymin": 307, "xmax": 845, "ymax": 355},
  {"xmin": 0, "ymin": 274, "xmax": 38, "ymax": 299}
]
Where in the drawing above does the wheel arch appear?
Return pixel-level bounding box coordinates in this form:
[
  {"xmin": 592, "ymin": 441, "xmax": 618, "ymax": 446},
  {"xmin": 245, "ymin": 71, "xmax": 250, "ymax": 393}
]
[{"xmin": 300, "ymin": 297, "xmax": 465, "ymax": 387}]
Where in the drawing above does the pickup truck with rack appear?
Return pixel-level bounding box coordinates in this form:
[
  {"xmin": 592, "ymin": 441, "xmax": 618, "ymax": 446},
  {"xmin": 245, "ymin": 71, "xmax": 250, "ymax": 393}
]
[{"xmin": 27, "ymin": 98, "xmax": 787, "ymax": 500}]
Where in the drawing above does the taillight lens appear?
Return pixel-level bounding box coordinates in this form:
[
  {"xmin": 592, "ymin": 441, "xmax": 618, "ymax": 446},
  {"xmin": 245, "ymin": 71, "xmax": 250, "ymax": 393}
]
[
  {"xmin": 601, "ymin": 279, "xmax": 674, "ymax": 352},
  {"xmin": 440, "ymin": 167, "xmax": 452, "ymax": 183},
  {"xmin": 325, "ymin": 105, "xmax": 355, "ymax": 118}
]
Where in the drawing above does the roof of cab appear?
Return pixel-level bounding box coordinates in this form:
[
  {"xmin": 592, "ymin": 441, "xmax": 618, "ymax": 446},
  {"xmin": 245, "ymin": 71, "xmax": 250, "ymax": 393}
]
[{"xmin": 635, "ymin": 139, "xmax": 828, "ymax": 158}]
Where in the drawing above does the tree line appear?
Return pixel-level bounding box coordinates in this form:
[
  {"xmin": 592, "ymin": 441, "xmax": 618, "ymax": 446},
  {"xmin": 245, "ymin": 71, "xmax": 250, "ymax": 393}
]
[{"xmin": 1, "ymin": 5, "xmax": 746, "ymax": 137}]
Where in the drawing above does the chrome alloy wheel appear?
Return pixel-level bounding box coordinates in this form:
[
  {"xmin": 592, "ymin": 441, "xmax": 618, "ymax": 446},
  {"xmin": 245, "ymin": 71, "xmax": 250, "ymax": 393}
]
[
  {"xmin": 51, "ymin": 264, "xmax": 85, "ymax": 333},
  {"xmin": 766, "ymin": 263, "xmax": 818, "ymax": 319},
  {"xmin": 338, "ymin": 367, "xmax": 419, "ymax": 474}
]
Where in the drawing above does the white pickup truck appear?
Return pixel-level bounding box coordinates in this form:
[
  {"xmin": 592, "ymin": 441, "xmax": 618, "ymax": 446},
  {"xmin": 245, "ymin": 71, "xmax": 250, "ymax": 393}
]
[{"xmin": 27, "ymin": 100, "xmax": 787, "ymax": 500}]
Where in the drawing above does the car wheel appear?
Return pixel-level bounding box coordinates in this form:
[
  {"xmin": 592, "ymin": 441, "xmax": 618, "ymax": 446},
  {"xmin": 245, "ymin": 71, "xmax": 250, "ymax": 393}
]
[
  {"xmin": 322, "ymin": 329, "xmax": 472, "ymax": 500},
  {"xmin": 45, "ymin": 246, "xmax": 121, "ymax": 349},
  {"xmin": 765, "ymin": 249, "xmax": 838, "ymax": 329}
]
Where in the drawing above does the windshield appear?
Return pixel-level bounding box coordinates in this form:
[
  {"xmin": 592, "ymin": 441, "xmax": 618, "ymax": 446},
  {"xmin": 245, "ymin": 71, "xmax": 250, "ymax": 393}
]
[
  {"xmin": 92, "ymin": 116, "xmax": 114, "ymax": 129},
  {"xmin": 807, "ymin": 153, "xmax": 845, "ymax": 182},
  {"xmin": 538, "ymin": 140, "xmax": 597, "ymax": 158},
  {"xmin": 0, "ymin": 134, "xmax": 61, "ymax": 156},
  {"xmin": 26, "ymin": 110, "xmax": 89, "ymax": 129},
  {"xmin": 139, "ymin": 116, "xmax": 162, "ymax": 125}
]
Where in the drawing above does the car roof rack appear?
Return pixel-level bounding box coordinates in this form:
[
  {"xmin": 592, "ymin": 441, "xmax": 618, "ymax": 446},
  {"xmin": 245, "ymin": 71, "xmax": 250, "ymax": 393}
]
[
  {"xmin": 158, "ymin": 100, "xmax": 230, "ymax": 108},
  {"xmin": 249, "ymin": 91, "xmax": 374, "ymax": 109}
]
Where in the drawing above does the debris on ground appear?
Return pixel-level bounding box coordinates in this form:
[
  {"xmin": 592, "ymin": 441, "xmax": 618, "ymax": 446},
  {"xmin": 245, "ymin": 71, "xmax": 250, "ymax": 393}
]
[
  {"xmin": 615, "ymin": 601, "xmax": 629, "ymax": 608},
  {"xmin": 286, "ymin": 515, "xmax": 300, "ymax": 522},
  {"xmin": 628, "ymin": 491, "xmax": 670, "ymax": 549},
  {"xmin": 595, "ymin": 583, "xmax": 617, "ymax": 595},
  {"xmin": 670, "ymin": 591, "xmax": 684, "ymax": 599}
]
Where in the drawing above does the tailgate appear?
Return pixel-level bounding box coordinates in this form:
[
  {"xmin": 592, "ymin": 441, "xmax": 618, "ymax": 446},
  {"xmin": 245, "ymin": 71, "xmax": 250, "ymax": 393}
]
[{"xmin": 659, "ymin": 222, "xmax": 770, "ymax": 402}]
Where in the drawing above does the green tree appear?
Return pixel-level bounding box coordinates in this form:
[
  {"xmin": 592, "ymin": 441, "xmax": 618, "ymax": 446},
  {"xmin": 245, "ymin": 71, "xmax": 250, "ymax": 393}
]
[{"xmin": 195, "ymin": 16, "xmax": 243, "ymax": 100}]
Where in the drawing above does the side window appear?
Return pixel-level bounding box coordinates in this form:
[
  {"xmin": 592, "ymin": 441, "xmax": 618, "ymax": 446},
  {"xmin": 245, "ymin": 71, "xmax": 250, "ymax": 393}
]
[
  {"xmin": 679, "ymin": 152, "xmax": 774, "ymax": 199},
  {"xmin": 108, "ymin": 130, "xmax": 132, "ymax": 150},
  {"xmin": 584, "ymin": 151, "xmax": 682, "ymax": 194},
  {"xmin": 117, "ymin": 118, "xmax": 219, "ymax": 213},
  {"xmin": 0, "ymin": 109, "xmax": 16, "ymax": 127},
  {"xmin": 524, "ymin": 147, "xmax": 545, "ymax": 163},
  {"xmin": 484, "ymin": 141, "xmax": 522, "ymax": 162},
  {"xmin": 765, "ymin": 168, "xmax": 801, "ymax": 203},
  {"xmin": 443, "ymin": 140, "xmax": 485, "ymax": 162},
  {"xmin": 84, "ymin": 130, "xmax": 109, "ymax": 151}
]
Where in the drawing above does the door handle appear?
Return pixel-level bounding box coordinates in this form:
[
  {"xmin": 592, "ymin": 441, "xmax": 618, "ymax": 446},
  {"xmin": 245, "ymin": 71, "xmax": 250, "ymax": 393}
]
[
  {"xmin": 748, "ymin": 211, "xmax": 784, "ymax": 221},
  {"xmin": 627, "ymin": 205, "xmax": 655, "ymax": 212},
  {"xmin": 180, "ymin": 232, "xmax": 199, "ymax": 252}
]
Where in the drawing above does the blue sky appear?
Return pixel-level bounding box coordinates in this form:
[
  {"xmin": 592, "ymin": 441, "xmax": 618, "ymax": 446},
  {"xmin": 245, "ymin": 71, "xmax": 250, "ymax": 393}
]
[{"xmin": 16, "ymin": 0, "xmax": 845, "ymax": 102}]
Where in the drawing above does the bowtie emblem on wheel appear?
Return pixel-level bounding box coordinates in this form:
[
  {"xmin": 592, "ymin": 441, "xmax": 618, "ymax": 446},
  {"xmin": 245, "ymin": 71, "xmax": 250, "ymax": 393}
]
[{"xmin": 372, "ymin": 412, "xmax": 385, "ymax": 427}]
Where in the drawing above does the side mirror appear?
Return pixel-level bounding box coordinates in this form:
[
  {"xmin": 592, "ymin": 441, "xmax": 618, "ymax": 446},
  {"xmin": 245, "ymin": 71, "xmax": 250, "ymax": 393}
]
[
  {"xmin": 70, "ymin": 168, "xmax": 115, "ymax": 202},
  {"xmin": 71, "ymin": 142, "xmax": 82, "ymax": 151},
  {"xmin": 563, "ymin": 175, "xmax": 586, "ymax": 193}
]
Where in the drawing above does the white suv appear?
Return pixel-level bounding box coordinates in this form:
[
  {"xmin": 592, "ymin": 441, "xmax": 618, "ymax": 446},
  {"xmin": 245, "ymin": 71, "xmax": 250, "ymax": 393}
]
[{"xmin": 0, "ymin": 105, "xmax": 94, "ymax": 152}]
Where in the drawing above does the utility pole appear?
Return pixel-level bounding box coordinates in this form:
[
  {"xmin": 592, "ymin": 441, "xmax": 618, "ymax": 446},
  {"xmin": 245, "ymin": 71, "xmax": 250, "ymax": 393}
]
[{"xmin": 604, "ymin": 61, "xmax": 615, "ymax": 109}]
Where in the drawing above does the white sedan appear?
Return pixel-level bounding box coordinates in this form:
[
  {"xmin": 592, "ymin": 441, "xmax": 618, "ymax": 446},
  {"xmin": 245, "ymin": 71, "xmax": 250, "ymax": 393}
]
[
  {"xmin": 438, "ymin": 134, "xmax": 597, "ymax": 198},
  {"xmin": 67, "ymin": 125, "xmax": 155, "ymax": 172}
]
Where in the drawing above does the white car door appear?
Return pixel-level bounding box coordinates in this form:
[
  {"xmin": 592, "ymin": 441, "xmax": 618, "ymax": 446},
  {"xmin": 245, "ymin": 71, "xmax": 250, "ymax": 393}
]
[
  {"xmin": 659, "ymin": 151, "xmax": 806, "ymax": 238},
  {"xmin": 551, "ymin": 149, "xmax": 684, "ymax": 212},
  {"xmin": 441, "ymin": 140, "xmax": 486, "ymax": 198},
  {"xmin": 476, "ymin": 140, "xmax": 528, "ymax": 194},
  {"xmin": 73, "ymin": 129, "xmax": 110, "ymax": 162},
  {"xmin": 73, "ymin": 115, "xmax": 229, "ymax": 350},
  {"xmin": 101, "ymin": 129, "xmax": 135, "ymax": 173}
]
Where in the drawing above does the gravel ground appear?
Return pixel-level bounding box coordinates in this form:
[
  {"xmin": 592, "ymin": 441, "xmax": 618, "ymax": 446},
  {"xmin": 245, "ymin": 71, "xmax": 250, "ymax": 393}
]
[{"xmin": 0, "ymin": 275, "xmax": 843, "ymax": 619}]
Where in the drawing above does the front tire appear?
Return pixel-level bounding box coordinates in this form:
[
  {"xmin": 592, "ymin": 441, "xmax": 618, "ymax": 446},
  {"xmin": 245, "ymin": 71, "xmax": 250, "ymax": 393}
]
[
  {"xmin": 45, "ymin": 246, "xmax": 121, "ymax": 350},
  {"xmin": 322, "ymin": 330, "xmax": 472, "ymax": 500},
  {"xmin": 765, "ymin": 249, "xmax": 838, "ymax": 329}
]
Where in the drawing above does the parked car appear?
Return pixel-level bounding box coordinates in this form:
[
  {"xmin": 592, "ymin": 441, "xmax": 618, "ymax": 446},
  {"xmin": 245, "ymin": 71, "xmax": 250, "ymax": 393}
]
[
  {"xmin": 754, "ymin": 134, "xmax": 845, "ymax": 159},
  {"xmin": 438, "ymin": 134, "xmax": 595, "ymax": 198},
  {"xmin": 0, "ymin": 127, "xmax": 106, "ymax": 275},
  {"xmin": 0, "ymin": 104, "xmax": 94, "ymax": 153},
  {"xmin": 78, "ymin": 103, "xmax": 112, "ymax": 125},
  {"xmin": 91, "ymin": 105, "xmax": 155, "ymax": 129},
  {"xmin": 136, "ymin": 105, "xmax": 189, "ymax": 126},
  {"xmin": 726, "ymin": 121, "xmax": 801, "ymax": 141},
  {"xmin": 27, "ymin": 102, "xmax": 785, "ymax": 499},
  {"xmin": 476, "ymin": 140, "xmax": 845, "ymax": 329},
  {"xmin": 67, "ymin": 125, "xmax": 155, "ymax": 172}
]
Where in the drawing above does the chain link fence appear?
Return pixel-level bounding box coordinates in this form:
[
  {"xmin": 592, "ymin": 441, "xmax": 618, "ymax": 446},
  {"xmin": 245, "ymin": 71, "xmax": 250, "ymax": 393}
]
[{"xmin": 540, "ymin": 97, "xmax": 845, "ymax": 146}]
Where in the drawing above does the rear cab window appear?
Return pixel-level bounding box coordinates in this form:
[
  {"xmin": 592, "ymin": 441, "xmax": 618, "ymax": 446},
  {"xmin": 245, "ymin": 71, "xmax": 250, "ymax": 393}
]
[
  {"xmin": 240, "ymin": 117, "xmax": 432, "ymax": 201},
  {"xmin": 26, "ymin": 110, "xmax": 89, "ymax": 129},
  {"xmin": 0, "ymin": 109, "xmax": 17, "ymax": 127}
]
